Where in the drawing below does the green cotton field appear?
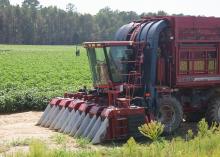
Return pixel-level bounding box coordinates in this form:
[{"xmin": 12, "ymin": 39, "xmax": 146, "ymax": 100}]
[{"xmin": 0, "ymin": 45, "xmax": 92, "ymax": 113}]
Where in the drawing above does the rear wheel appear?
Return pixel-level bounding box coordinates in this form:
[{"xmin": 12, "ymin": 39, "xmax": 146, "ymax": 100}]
[
  {"xmin": 206, "ymin": 98, "xmax": 220, "ymax": 125},
  {"xmin": 157, "ymin": 97, "xmax": 183, "ymax": 133}
]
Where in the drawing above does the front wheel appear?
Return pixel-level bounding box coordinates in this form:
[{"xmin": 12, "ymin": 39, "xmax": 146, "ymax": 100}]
[
  {"xmin": 156, "ymin": 97, "xmax": 183, "ymax": 133},
  {"xmin": 206, "ymin": 98, "xmax": 220, "ymax": 125}
]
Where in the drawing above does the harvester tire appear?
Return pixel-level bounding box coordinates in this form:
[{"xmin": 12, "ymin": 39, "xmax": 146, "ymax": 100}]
[
  {"xmin": 157, "ymin": 97, "xmax": 183, "ymax": 134},
  {"xmin": 206, "ymin": 98, "xmax": 220, "ymax": 125}
]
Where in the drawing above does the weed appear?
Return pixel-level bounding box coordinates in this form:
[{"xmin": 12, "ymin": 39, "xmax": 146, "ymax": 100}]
[
  {"xmin": 4, "ymin": 132, "xmax": 220, "ymax": 157},
  {"xmin": 209, "ymin": 122, "xmax": 219, "ymax": 134},
  {"xmin": 28, "ymin": 139, "xmax": 48, "ymax": 157},
  {"xmin": 197, "ymin": 118, "xmax": 209, "ymax": 137},
  {"xmin": 51, "ymin": 133, "xmax": 67, "ymax": 145},
  {"xmin": 138, "ymin": 121, "xmax": 164, "ymax": 141},
  {"xmin": 186, "ymin": 129, "xmax": 194, "ymax": 141},
  {"xmin": 121, "ymin": 137, "xmax": 140, "ymax": 157},
  {"xmin": 10, "ymin": 138, "xmax": 31, "ymax": 147},
  {"xmin": 75, "ymin": 137, "xmax": 90, "ymax": 148}
]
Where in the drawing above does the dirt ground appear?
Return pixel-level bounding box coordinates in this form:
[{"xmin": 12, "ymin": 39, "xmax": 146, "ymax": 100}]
[
  {"xmin": 0, "ymin": 111, "xmax": 198, "ymax": 156},
  {"xmin": 0, "ymin": 112, "xmax": 56, "ymax": 143},
  {"xmin": 0, "ymin": 112, "xmax": 107, "ymax": 155},
  {"xmin": 0, "ymin": 112, "xmax": 61, "ymax": 155},
  {"xmin": 0, "ymin": 111, "xmax": 198, "ymax": 142}
]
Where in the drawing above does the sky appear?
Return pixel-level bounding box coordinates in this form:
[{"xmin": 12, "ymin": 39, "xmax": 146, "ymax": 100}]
[{"xmin": 9, "ymin": 0, "xmax": 220, "ymax": 17}]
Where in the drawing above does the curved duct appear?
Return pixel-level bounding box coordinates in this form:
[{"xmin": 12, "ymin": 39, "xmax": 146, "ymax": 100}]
[
  {"xmin": 114, "ymin": 22, "xmax": 134, "ymax": 41},
  {"xmin": 114, "ymin": 19, "xmax": 168, "ymax": 109},
  {"xmin": 138, "ymin": 20, "xmax": 168, "ymax": 106}
]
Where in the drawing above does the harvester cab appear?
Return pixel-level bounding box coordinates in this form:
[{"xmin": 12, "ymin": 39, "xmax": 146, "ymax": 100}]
[
  {"xmin": 38, "ymin": 16, "xmax": 220, "ymax": 144},
  {"xmin": 83, "ymin": 41, "xmax": 145, "ymax": 104}
]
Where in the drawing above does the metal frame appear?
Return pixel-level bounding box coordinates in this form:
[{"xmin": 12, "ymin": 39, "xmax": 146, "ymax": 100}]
[{"xmin": 83, "ymin": 41, "xmax": 134, "ymax": 48}]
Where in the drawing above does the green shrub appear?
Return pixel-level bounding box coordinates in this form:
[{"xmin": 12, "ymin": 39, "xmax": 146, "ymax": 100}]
[
  {"xmin": 197, "ymin": 118, "xmax": 209, "ymax": 137},
  {"xmin": 138, "ymin": 121, "xmax": 164, "ymax": 141},
  {"xmin": 197, "ymin": 119, "xmax": 220, "ymax": 139}
]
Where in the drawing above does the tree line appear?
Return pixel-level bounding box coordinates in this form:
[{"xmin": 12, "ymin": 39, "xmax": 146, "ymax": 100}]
[{"xmin": 0, "ymin": 0, "xmax": 175, "ymax": 45}]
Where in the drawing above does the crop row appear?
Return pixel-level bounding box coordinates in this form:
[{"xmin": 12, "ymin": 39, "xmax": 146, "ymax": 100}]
[{"xmin": 0, "ymin": 45, "xmax": 92, "ymax": 113}]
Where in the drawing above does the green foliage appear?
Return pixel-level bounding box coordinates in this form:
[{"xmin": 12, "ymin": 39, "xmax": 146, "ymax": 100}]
[
  {"xmin": 121, "ymin": 137, "xmax": 140, "ymax": 157},
  {"xmin": 10, "ymin": 138, "xmax": 31, "ymax": 147},
  {"xmin": 0, "ymin": 45, "xmax": 92, "ymax": 113},
  {"xmin": 117, "ymin": 131, "xmax": 220, "ymax": 157},
  {"xmin": 197, "ymin": 119, "xmax": 220, "ymax": 138},
  {"xmin": 50, "ymin": 133, "xmax": 67, "ymax": 145},
  {"xmin": 0, "ymin": 2, "xmax": 168, "ymax": 45},
  {"xmin": 186, "ymin": 129, "xmax": 194, "ymax": 141},
  {"xmin": 29, "ymin": 140, "xmax": 48, "ymax": 157},
  {"xmin": 0, "ymin": 0, "xmax": 10, "ymax": 8},
  {"xmin": 209, "ymin": 122, "xmax": 220, "ymax": 134},
  {"xmin": 138, "ymin": 121, "xmax": 164, "ymax": 141},
  {"xmin": 5, "ymin": 130, "xmax": 220, "ymax": 157},
  {"xmin": 197, "ymin": 118, "xmax": 209, "ymax": 137},
  {"xmin": 75, "ymin": 137, "xmax": 90, "ymax": 148},
  {"xmin": 22, "ymin": 0, "xmax": 39, "ymax": 9},
  {"xmin": 6, "ymin": 139, "xmax": 100, "ymax": 157}
]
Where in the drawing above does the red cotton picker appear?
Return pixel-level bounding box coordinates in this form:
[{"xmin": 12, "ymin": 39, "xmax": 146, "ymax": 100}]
[{"xmin": 37, "ymin": 16, "xmax": 220, "ymax": 144}]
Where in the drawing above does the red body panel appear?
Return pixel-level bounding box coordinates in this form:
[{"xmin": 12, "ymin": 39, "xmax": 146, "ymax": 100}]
[
  {"xmin": 169, "ymin": 16, "xmax": 220, "ymax": 88},
  {"xmin": 49, "ymin": 98, "xmax": 63, "ymax": 106},
  {"xmin": 100, "ymin": 106, "xmax": 145, "ymax": 140}
]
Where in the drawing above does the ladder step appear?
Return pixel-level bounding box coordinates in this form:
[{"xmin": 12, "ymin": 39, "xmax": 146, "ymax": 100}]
[
  {"xmin": 124, "ymin": 85, "xmax": 143, "ymax": 88},
  {"xmin": 117, "ymin": 118, "xmax": 127, "ymax": 121},
  {"xmin": 119, "ymin": 61, "xmax": 142, "ymax": 64},
  {"xmin": 120, "ymin": 61, "xmax": 137, "ymax": 63},
  {"xmin": 121, "ymin": 73, "xmax": 141, "ymax": 76}
]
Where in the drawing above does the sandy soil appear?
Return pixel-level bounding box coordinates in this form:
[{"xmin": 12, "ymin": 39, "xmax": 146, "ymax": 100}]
[
  {"xmin": 0, "ymin": 111, "xmax": 198, "ymax": 156},
  {"xmin": 0, "ymin": 111, "xmax": 197, "ymax": 143},
  {"xmin": 0, "ymin": 112, "xmax": 56, "ymax": 143},
  {"xmin": 0, "ymin": 112, "xmax": 97, "ymax": 155}
]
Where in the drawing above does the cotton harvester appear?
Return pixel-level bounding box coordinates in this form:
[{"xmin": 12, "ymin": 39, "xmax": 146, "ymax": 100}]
[{"xmin": 37, "ymin": 16, "xmax": 220, "ymax": 144}]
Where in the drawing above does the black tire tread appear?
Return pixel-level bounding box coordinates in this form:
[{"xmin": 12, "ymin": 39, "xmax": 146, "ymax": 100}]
[
  {"xmin": 158, "ymin": 97, "xmax": 183, "ymax": 133},
  {"xmin": 206, "ymin": 98, "xmax": 220, "ymax": 124}
]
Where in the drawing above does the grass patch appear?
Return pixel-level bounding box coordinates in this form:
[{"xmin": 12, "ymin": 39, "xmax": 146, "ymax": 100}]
[
  {"xmin": 0, "ymin": 145, "xmax": 9, "ymax": 154},
  {"xmin": 50, "ymin": 133, "xmax": 68, "ymax": 145},
  {"xmin": 5, "ymin": 139, "xmax": 100, "ymax": 157},
  {"xmin": 75, "ymin": 137, "xmax": 90, "ymax": 148},
  {"xmin": 9, "ymin": 138, "xmax": 31, "ymax": 147},
  {"xmin": 5, "ymin": 132, "xmax": 220, "ymax": 157},
  {"xmin": 5, "ymin": 122, "xmax": 220, "ymax": 157}
]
